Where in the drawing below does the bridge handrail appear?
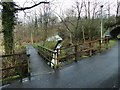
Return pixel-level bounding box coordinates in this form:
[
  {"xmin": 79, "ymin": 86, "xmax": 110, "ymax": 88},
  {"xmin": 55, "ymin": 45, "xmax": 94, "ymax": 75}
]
[
  {"xmin": 1, "ymin": 51, "xmax": 31, "ymax": 85},
  {"xmin": 38, "ymin": 45, "xmax": 55, "ymax": 53},
  {"xmin": 0, "ymin": 52, "xmax": 26, "ymax": 57},
  {"xmin": 37, "ymin": 37, "xmax": 109, "ymax": 68},
  {"xmin": 59, "ymin": 38, "xmax": 109, "ymax": 63},
  {"xmin": 37, "ymin": 45, "xmax": 58, "ymax": 68}
]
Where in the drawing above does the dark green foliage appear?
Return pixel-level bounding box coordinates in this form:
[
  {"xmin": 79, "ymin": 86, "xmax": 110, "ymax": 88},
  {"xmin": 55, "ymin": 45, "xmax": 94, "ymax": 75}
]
[
  {"xmin": 116, "ymin": 16, "xmax": 120, "ymax": 25},
  {"xmin": 103, "ymin": 16, "xmax": 118, "ymax": 29},
  {"xmin": 41, "ymin": 41, "xmax": 57, "ymax": 50},
  {"xmin": 104, "ymin": 21, "xmax": 116, "ymax": 29},
  {"xmin": 2, "ymin": 2, "xmax": 16, "ymax": 54}
]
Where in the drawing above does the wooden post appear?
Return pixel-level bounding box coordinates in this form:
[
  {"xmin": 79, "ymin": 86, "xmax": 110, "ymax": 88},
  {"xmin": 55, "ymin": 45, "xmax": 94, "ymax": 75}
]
[
  {"xmin": 105, "ymin": 37, "xmax": 108, "ymax": 49},
  {"xmin": 74, "ymin": 45, "xmax": 77, "ymax": 62},
  {"xmin": 54, "ymin": 50, "xmax": 59, "ymax": 69},
  {"xmin": 20, "ymin": 65, "xmax": 23, "ymax": 83},
  {"xmin": 49, "ymin": 55, "xmax": 51, "ymax": 67},
  {"xmin": 92, "ymin": 40, "xmax": 94, "ymax": 48},
  {"xmin": 56, "ymin": 48, "xmax": 59, "ymax": 68},
  {"xmin": 108, "ymin": 37, "xmax": 110, "ymax": 44},
  {"xmin": 19, "ymin": 54, "xmax": 23, "ymax": 83},
  {"xmin": 26, "ymin": 47, "xmax": 31, "ymax": 80},
  {"xmin": 89, "ymin": 41, "xmax": 92, "ymax": 56},
  {"xmin": 99, "ymin": 39, "xmax": 102, "ymax": 52},
  {"xmin": 27, "ymin": 55, "xmax": 31, "ymax": 80}
]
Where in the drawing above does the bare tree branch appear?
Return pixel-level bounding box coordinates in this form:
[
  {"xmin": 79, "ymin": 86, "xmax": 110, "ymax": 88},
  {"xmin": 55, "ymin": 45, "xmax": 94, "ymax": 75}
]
[
  {"xmin": 116, "ymin": 2, "xmax": 120, "ymax": 17},
  {"xmin": 67, "ymin": 20, "xmax": 76, "ymax": 28},
  {"xmin": 83, "ymin": 1, "xmax": 87, "ymax": 18},
  {"xmin": 31, "ymin": 0, "xmax": 37, "ymax": 4},
  {"xmin": 15, "ymin": 1, "xmax": 49, "ymax": 11},
  {"xmin": 92, "ymin": 2, "xmax": 100, "ymax": 19},
  {"xmin": 53, "ymin": 11, "xmax": 74, "ymax": 34},
  {"xmin": 75, "ymin": 1, "xmax": 83, "ymax": 31}
]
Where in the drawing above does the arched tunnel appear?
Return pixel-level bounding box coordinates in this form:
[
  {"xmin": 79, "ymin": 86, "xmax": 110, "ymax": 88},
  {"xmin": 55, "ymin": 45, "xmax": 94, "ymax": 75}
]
[{"xmin": 110, "ymin": 26, "xmax": 120, "ymax": 39}]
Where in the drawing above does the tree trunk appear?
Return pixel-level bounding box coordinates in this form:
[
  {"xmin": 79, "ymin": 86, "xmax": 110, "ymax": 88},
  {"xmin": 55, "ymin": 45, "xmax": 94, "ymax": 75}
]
[
  {"xmin": 82, "ymin": 26, "xmax": 85, "ymax": 43},
  {"xmin": 2, "ymin": 1, "xmax": 15, "ymax": 54}
]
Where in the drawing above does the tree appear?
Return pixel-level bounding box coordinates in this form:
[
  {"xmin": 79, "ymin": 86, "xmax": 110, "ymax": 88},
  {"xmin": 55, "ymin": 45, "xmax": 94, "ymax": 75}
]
[
  {"xmin": 54, "ymin": 1, "xmax": 84, "ymax": 44},
  {"xmin": 1, "ymin": 0, "xmax": 49, "ymax": 54},
  {"xmin": 104, "ymin": 16, "xmax": 116, "ymax": 29},
  {"xmin": 116, "ymin": 1, "xmax": 120, "ymax": 25},
  {"xmin": 56, "ymin": 0, "xmax": 102, "ymax": 43},
  {"xmin": 2, "ymin": 1, "xmax": 16, "ymax": 54}
]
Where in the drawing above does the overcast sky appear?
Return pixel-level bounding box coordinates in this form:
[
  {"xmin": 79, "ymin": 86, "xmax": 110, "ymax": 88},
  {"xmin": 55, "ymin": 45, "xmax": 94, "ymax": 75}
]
[{"xmin": 13, "ymin": 0, "xmax": 119, "ymax": 22}]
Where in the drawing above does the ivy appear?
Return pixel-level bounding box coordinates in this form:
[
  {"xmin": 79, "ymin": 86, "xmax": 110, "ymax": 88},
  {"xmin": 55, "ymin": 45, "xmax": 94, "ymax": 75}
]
[
  {"xmin": 1, "ymin": 1, "xmax": 49, "ymax": 54},
  {"xmin": 2, "ymin": 2, "xmax": 16, "ymax": 54}
]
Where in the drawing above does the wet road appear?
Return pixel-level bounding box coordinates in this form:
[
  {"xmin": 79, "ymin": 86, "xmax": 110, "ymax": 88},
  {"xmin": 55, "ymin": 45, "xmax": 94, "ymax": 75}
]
[{"xmin": 3, "ymin": 41, "xmax": 119, "ymax": 88}]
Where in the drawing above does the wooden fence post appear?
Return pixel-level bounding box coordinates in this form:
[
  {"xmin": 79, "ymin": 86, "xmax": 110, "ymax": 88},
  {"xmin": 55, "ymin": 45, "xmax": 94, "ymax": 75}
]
[
  {"xmin": 54, "ymin": 49, "xmax": 59, "ymax": 69},
  {"xmin": 49, "ymin": 57, "xmax": 51, "ymax": 67},
  {"xmin": 99, "ymin": 39, "xmax": 102, "ymax": 52},
  {"xmin": 105, "ymin": 37, "xmax": 108, "ymax": 49},
  {"xmin": 27, "ymin": 56, "xmax": 31, "ymax": 80},
  {"xmin": 89, "ymin": 41, "xmax": 92, "ymax": 56},
  {"xmin": 57, "ymin": 48, "xmax": 59, "ymax": 68},
  {"xmin": 26, "ymin": 47, "xmax": 31, "ymax": 80},
  {"xmin": 20, "ymin": 66, "xmax": 23, "ymax": 83},
  {"xmin": 19, "ymin": 54, "xmax": 23, "ymax": 83},
  {"xmin": 74, "ymin": 45, "xmax": 77, "ymax": 62}
]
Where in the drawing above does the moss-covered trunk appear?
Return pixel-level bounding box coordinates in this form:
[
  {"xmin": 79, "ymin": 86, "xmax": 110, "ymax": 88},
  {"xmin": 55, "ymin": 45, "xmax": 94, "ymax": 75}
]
[{"xmin": 2, "ymin": 1, "xmax": 15, "ymax": 54}]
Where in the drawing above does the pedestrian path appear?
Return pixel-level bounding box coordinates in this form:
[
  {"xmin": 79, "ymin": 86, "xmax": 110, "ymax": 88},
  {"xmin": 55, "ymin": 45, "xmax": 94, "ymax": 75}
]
[{"xmin": 28, "ymin": 45, "xmax": 54, "ymax": 77}]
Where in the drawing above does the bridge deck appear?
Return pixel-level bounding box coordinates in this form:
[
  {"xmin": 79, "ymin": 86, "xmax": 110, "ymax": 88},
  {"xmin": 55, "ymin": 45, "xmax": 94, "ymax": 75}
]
[{"xmin": 28, "ymin": 45, "xmax": 54, "ymax": 77}]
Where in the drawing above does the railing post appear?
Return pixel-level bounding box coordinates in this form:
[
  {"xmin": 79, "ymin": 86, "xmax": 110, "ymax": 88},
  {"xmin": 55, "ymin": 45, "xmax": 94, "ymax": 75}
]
[
  {"xmin": 27, "ymin": 55, "xmax": 31, "ymax": 80},
  {"xmin": 108, "ymin": 37, "xmax": 110, "ymax": 44},
  {"xmin": 48, "ymin": 51, "xmax": 51, "ymax": 67},
  {"xmin": 105, "ymin": 37, "xmax": 108, "ymax": 49},
  {"xmin": 54, "ymin": 49, "xmax": 59, "ymax": 69},
  {"xmin": 18, "ymin": 54, "xmax": 23, "ymax": 83},
  {"xmin": 20, "ymin": 65, "xmax": 23, "ymax": 83},
  {"xmin": 99, "ymin": 39, "xmax": 102, "ymax": 52},
  {"xmin": 89, "ymin": 41, "xmax": 92, "ymax": 56},
  {"xmin": 26, "ymin": 47, "xmax": 31, "ymax": 80},
  {"xmin": 74, "ymin": 45, "xmax": 77, "ymax": 62},
  {"xmin": 57, "ymin": 48, "xmax": 59, "ymax": 68}
]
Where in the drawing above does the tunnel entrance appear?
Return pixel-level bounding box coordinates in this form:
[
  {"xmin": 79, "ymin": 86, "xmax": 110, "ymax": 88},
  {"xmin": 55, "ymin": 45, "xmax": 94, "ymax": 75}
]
[{"xmin": 110, "ymin": 26, "xmax": 120, "ymax": 39}]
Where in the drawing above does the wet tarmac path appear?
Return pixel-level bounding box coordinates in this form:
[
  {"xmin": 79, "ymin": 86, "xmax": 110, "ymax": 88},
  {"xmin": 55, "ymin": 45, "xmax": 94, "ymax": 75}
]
[
  {"xmin": 27, "ymin": 45, "xmax": 54, "ymax": 77},
  {"xmin": 3, "ymin": 41, "xmax": 119, "ymax": 88}
]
